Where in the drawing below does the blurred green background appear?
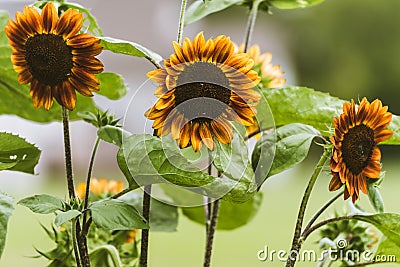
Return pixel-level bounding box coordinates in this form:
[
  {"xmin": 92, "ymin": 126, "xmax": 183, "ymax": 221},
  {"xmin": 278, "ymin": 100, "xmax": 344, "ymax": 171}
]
[{"xmin": 1, "ymin": 0, "xmax": 400, "ymax": 266}]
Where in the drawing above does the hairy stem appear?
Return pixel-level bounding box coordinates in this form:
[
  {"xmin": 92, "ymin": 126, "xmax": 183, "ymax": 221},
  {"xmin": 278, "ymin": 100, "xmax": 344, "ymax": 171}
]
[
  {"xmin": 203, "ymin": 199, "xmax": 220, "ymax": 267},
  {"xmin": 82, "ymin": 137, "xmax": 100, "ymax": 227},
  {"xmin": 62, "ymin": 107, "xmax": 76, "ymax": 200},
  {"xmin": 177, "ymin": 0, "xmax": 188, "ymax": 45},
  {"xmin": 72, "ymin": 219, "xmax": 82, "ymax": 267},
  {"xmin": 62, "ymin": 107, "xmax": 91, "ymax": 267},
  {"xmin": 139, "ymin": 184, "xmax": 152, "ymax": 267},
  {"xmin": 285, "ymin": 149, "xmax": 330, "ymax": 267},
  {"xmin": 301, "ymin": 216, "xmax": 353, "ymax": 240},
  {"xmin": 112, "ymin": 188, "xmax": 133, "ymax": 199},
  {"xmin": 243, "ymin": 0, "xmax": 261, "ymax": 52},
  {"xmin": 302, "ymin": 192, "xmax": 343, "ymax": 236}
]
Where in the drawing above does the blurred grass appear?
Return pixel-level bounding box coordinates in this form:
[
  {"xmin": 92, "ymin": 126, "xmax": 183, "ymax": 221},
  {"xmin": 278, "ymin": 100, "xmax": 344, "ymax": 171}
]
[{"xmin": 2, "ymin": 150, "xmax": 399, "ymax": 266}]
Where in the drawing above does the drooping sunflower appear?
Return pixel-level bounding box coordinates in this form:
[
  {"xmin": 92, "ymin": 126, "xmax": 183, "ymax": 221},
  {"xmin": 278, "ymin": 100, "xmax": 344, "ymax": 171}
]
[
  {"xmin": 146, "ymin": 32, "xmax": 261, "ymax": 152},
  {"xmin": 235, "ymin": 44, "xmax": 286, "ymax": 139},
  {"xmin": 329, "ymin": 98, "xmax": 392, "ymax": 202},
  {"xmin": 5, "ymin": 3, "xmax": 103, "ymax": 110}
]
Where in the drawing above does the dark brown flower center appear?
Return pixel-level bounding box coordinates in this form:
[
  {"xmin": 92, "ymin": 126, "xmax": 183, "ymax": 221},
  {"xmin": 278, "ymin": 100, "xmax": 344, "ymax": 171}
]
[
  {"xmin": 341, "ymin": 124, "xmax": 375, "ymax": 174},
  {"xmin": 174, "ymin": 62, "xmax": 231, "ymax": 122},
  {"xmin": 25, "ymin": 34, "xmax": 73, "ymax": 86}
]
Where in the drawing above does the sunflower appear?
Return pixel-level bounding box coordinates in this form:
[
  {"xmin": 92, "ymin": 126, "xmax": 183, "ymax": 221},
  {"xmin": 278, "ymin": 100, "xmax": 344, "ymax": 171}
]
[
  {"xmin": 145, "ymin": 32, "xmax": 261, "ymax": 152},
  {"xmin": 329, "ymin": 98, "xmax": 392, "ymax": 202},
  {"xmin": 76, "ymin": 178, "xmax": 124, "ymax": 200},
  {"xmin": 5, "ymin": 3, "xmax": 103, "ymax": 110},
  {"xmin": 235, "ymin": 44, "xmax": 286, "ymax": 139},
  {"xmin": 235, "ymin": 44, "xmax": 285, "ymax": 88}
]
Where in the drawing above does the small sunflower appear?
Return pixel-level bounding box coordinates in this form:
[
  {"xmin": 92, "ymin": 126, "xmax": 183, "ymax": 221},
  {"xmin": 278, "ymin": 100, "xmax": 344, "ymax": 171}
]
[
  {"xmin": 235, "ymin": 44, "xmax": 286, "ymax": 139},
  {"xmin": 329, "ymin": 98, "xmax": 392, "ymax": 202},
  {"xmin": 235, "ymin": 44, "xmax": 285, "ymax": 88},
  {"xmin": 5, "ymin": 3, "xmax": 103, "ymax": 110},
  {"xmin": 146, "ymin": 32, "xmax": 261, "ymax": 152},
  {"xmin": 76, "ymin": 178, "xmax": 124, "ymax": 200}
]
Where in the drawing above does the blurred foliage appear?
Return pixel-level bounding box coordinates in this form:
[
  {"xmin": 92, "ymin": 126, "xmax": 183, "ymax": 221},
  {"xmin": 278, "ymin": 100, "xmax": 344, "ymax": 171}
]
[{"xmin": 271, "ymin": 0, "xmax": 400, "ymax": 113}]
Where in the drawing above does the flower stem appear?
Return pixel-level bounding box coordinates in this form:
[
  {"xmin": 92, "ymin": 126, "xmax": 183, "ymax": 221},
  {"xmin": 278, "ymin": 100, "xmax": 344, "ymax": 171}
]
[
  {"xmin": 302, "ymin": 191, "xmax": 343, "ymax": 237},
  {"xmin": 61, "ymin": 107, "xmax": 76, "ymax": 200},
  {"xmin": 285, "ymin": 149, "xmax": 330, "ymax": 267},
  {"xmin": 82, "ymin": 137, "xmax": 100, "ymax": 226},
  {"xmin": 203, "ymin": 199, "xmax": 220, "ymax": 267},
  {"xmin": 72, "ymin": 219, "xmax": 82, "ymax": 267},
  {"xmin": 139, "ymin": 184, "xmax": 152, "ymax": 267},
  {"xmin": 112, "ymin": 188, "xmax": 133, "ymax": 199},
  {"xmin": 61, "ymin": 107, "xmax": 91, "ymax": 267},
  {"xmin": 301, "ymin": 215, "xmax": 353, "ymax": 240},
  {"xmin": 177, "ymin": 0, "xmax": 188, "ymax": 45},
  {"xmin": 243, "ymin": 0, "xmax": 261, "ymax": 52}
]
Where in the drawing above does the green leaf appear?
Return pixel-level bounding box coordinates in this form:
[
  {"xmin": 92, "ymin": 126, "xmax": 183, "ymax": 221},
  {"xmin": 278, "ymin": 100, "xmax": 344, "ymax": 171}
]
[
  {"xmin": 211, "ymin": 134, "xmax": 254, "ymax": 184},
  {"xmin": 99, "ymin": 37, "xmax": 162, "ymax": 64},
  {"xmin": 367, "ymin": 181, "xmax": 384, "ymax": 213},
  {"xmin": 18, "ymin": 194, "xmax": 64, "ymax": 214},
  {"xmin": 119, "ymin": 191, "xmax": 178, "ymax": 232},
  {"xmin": 0, "ymin": 132, "xmax": 41, "ymax": 174},
  {"xmin": 252, "ymin": 123, "xmax": 321, "ymax": 185},
  {"xmin": 0, "ymin": 192, "xmax": 13, "ymax": 259},
  {"xmin": 269, "ymin": 0, "xmax": 325, "ymax": 9},
  {"xmin": 182, "ymin": 192, "xmax": 263, "ymax": 230},
  {"xmin": 54, "ymin": 210, "xmax": 81, "ymax": 227},
  {"xmin": 90, "ymin": 245, "xmax": 123, "ymax": 267},
  {"xmin": 263, "ymin": 86, "xmax": 400, "ymax": 145},
  {"xmin": 376, "ymin": 237, "xmax": 400, "ymax": 263},
  {"xmin": 96, "ymin": 73, "xmax": 127, "ymax": 100},
  {"xmin": 262, "ymin": 86, "xmax": 344, "ymax": 132},
  {"xmin": 119, "ymin": 134, "xmax": 256, "ymax": 203},
  {"xmin": 90, "ymin": 199, "xmax": 148, "ymax": 230},
  {"xmin": 185, "ymin": 0, "xmax": 243, "ymax": 25},
  {"xmin": 353, "ymin": 213, "xmax": 400, "ymax": 247},
  {"xmin": 0, "ymin": 162, "xmax": 17, "ymax": 171},
  {"xmin": 97, "ymin": 126, "xmax": 130, "ymax": 147}
]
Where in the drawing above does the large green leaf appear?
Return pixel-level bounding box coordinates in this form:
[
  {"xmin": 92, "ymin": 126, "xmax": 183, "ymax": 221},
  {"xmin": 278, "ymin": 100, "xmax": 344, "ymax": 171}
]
[
  {"xmin": 269, "ymin": 0, "xmax": 325, "ymax": 9},
  {"xmin": 99, "ymin": 37, "xmax": 162, "ymax": 65},
  {"xmin": 18, "ymin": 194, "xmax": 64, "ymax": 214},
  {"xmin": 263, "ymin": 86, "xmax": 400, "ymax": 145},
  {"xmin": 185, "ymin": 0, "xmax": 243, "ymax": 25},
  {"xmin": 252, "ymin": 123, "xmax": 321, "ymax": 185},
  {"xmin": 210, "ymin": 134, "xmax": 254, "ymax": 183},
  {"xmin": 375, "ymin": 237, "xmax": 400, "ymax": 263},
  {"xmin": 119, "ymin": 134, "xmax": 256, "ymax": 203},
  {"xmin": 89, "ymin": 199, "xmax": 148, "ymax": 230},
  {"xmin": 119, "ymin": 191, "xmax": 178, "ymax": 232},
  {"xmin": 0, "ymin": 192, "xmax": 13, "ymax": 259},
  {"xmin": 182, "ymin": 192, "xmax": 263, "ymax": 230},
  {"xmin": 0, "ymin": 132, "xmax": 41, "ymax": 174},
  {"xmin": 354, "ymin": 213, "xmax": 400, "ymax": 247},
  {"xmin": 96, "ymin": 73, "xmax": 127, "ymax": 100}
]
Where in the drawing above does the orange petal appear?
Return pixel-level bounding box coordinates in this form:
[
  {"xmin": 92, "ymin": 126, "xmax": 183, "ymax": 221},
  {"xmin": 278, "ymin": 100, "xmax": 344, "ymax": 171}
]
[
  {"xmin": 199, "ymin": 123, "xmax": 214, "ymax": 150},
  {"xmin": 42, "ymin": 2, "xmax": 58, "ymax": 33}
]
